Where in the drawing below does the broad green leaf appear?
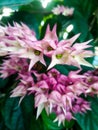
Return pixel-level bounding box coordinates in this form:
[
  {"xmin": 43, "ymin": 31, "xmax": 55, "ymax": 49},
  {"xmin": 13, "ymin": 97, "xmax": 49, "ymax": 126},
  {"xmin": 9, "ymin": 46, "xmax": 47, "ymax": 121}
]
[
  {"xmin": 41, "ymin": 110, "xmax": 64, "ymax": 130},
  {"xmin": 55, "ymin": 65, "xmax": 79, "ymax": 75},
  {"xmin": 80, "ymin": 0, "xmax": 98, "ymax": 19},
  {"xmin": 20, "ymin": 95, "xmax": 44, "ymax": 130},
  {"xmin": 63, "ymin": 0, "xmax": 98, "ymax": 19},
  {"xmin": 75, "ymin": 96, "xmax": 98, "ymax": 130},
  {"xmin": 2, "ymin": 95, "xmax": 44, "ymax": 130},
  {"xmin": 2, "ymin": 97, "xmax": 25, "ymax": 130},
  {"xmin": 70, "ymin": 10, "xmax": 93, "ymax": 42}
]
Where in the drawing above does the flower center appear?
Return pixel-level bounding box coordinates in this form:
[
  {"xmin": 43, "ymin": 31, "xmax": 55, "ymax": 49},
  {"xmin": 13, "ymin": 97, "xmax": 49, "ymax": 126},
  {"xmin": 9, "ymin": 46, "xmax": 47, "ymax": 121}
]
[
  {"xmin": 47, "ymin": 46, "xmax": 54, "ymax": 51},
  {"xmin": 34, "ymin": 50, "xmax": 41, "ymax": 56},
  {"xmin": 56, "ymin": 54, "xmax": 63, "ymax": 59}
]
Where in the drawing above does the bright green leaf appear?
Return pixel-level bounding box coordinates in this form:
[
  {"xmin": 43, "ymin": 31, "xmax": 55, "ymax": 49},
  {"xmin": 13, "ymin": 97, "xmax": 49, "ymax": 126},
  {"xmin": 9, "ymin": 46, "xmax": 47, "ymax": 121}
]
[{"xmin": 41, "ymin": 110, "xmax": 64, "ymax": 130}]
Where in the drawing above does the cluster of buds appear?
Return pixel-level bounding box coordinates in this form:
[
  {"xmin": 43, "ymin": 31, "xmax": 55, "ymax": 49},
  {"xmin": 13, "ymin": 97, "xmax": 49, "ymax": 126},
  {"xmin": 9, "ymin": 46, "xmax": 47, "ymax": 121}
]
[
  {"xmin": 52, "ymin": 5, "xmax": 74, "ymax": 16},
  {"xmin": 0, "ymin": 22, "xmax": 95, "ymax": 125}
]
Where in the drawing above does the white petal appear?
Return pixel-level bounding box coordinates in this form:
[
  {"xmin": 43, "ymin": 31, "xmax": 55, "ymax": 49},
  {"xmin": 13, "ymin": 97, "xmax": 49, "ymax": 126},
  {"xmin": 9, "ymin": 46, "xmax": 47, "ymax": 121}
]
[
  {"xmin": 74, "ymin": 56, "xmax": 93, "ymax": 67},
  {"xmin": 36, "ymin": 104, "xmax": 44, "ymax": 119},
  {"xmin": 47, "ymin": 55, "xmax": 60, "ymax": 70}
]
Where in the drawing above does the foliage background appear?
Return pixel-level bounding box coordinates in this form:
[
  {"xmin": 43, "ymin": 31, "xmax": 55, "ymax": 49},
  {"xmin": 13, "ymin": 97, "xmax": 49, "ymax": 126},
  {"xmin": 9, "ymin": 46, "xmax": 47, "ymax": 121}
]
[{"xmin": 0, "ymin": 0, "xmax": 98, "ymax": 130}]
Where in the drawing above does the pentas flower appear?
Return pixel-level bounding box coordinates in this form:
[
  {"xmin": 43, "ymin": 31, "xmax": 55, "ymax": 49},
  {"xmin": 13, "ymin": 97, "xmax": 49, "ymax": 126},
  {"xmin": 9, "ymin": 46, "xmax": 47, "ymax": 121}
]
[
  {"xmin": 28, "ymin": 69, "xmax": 90, "ymax": 125},
  {"xmin": 52, "ymin": 5, "xmax": 74, "ymax": 16}
]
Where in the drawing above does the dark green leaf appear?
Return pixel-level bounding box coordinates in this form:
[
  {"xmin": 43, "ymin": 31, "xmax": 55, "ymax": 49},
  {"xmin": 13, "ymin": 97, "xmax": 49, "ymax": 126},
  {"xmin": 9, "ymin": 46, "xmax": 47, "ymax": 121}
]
[
  {"xmin": 2, "ymin": 97, "xmax": 25, "ymax": 130},
  {"xmin": 20, "ymin": 95, "xmax": 44, "ymax": 130},
  {"xmin": 63, "ymin": 0, "xmax": 98, "ymax": 19},
  {"xmin": 71, "ymin": 10, "xmax": 93, "ymax": 42},
  {"xmin": 0, "ymin": 78, "xmax": 8, "ymax": 88},
  {"xmin": 2, "ymin": 95, "xmax": 45, "ymax": 130},
  {"xmin": 55, "ymin": 65, "xmax": 69, "ymax": 75},
  {"xmin": 64, "ymin": 120, "xmax": 75, "ymax": 129},
  {"xmin": 55, "ymin": 64, "xmax": 79, "ymax": 75},
  {"xmin": 75, "ymin": 96, "xmax": 98, "ymax": 130}
]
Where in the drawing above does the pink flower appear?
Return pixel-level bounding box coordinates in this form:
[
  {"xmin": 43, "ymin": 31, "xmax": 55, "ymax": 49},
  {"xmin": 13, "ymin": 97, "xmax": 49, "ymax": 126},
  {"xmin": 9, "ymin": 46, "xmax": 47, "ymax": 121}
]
[
  {"xmin": 52, "ymin": 5, "xmax": 74, "ymax": 16},
  {"xmin": 72, "ymin": 97, "xmax": 91, "ymax": 113},
  {"xmin": 0, "ymin": 23, "xmax": 94, "ymax": 71},
  {"xmin": 35, "ymin": 93, "xmax": 48, "ymax": 118},
  {"xmin": 10, "ymin": 83, "xmax": 27, "ymax": 97},
  {"xmin": 83, "ymin": 69, "xmax": 98, "ymax": 95},
  {"xmin": 52, "ymin": 5, "xmax": 64, "ymax": 15},
  {"xmin": 28, "ymin": 69, "xmax": 91, "ymax": 125},
  {"xmin": 10, "ymin": 71, "xmax": 34, "ymax": 104},
  {"xmin": 47, "ymin": 33, "xmax": 93, "ymax": 69},
  {"xmin": 0, "ymin": 23, "xmax": 46, "ymax": 70},
  {"xmin": 0, "ymin": 22, "xmax": 94, "ymax": 125},
  {"xmin": 40, "ymin": 25, "xmax": 58, "ymax": 57},
  {"xmin": 62, "ymin": 7, "xmax": 74, "ymax": 16},
  {"xmin": 0, "ymin": 56, "xmax": 28, "ymax": 78}
]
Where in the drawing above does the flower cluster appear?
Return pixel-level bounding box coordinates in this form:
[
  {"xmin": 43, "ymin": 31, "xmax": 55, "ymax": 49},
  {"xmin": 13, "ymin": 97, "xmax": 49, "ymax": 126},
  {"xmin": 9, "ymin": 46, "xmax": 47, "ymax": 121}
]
[
  {"xmin": 52, "ymin": 5, "xmax": 74, "ymax": 16},
  {"xmin": 28, "ymin": 69, "xmax": 91, "ymax": 125},
  {"xmin": 0, "ymin": 23, "xmax": 93, "ymax": 71},
  {"xmin": 0, "ymin": 22, "xmax": 96, "ymax": 125}
]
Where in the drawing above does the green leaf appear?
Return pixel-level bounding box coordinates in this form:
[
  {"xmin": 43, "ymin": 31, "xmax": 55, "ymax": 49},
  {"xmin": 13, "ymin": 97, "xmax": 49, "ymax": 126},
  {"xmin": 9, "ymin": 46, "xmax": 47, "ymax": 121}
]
[
  {"xmin": 20, "ymin": 95, "xmax": 44, "ymax": 130},
  {"xmin": 0, "ymin": 0, "xmax": 33, "ymax": 9},
  {"xmin": 70, "ymin": 10, "xmax": 93, "ymax": 42},
  {"xmin": 75, "ymin": 96, "xmax": 98, "ymax": 130},
  {"xmin": 64, "ymin": 120, "xmax": 75, "ymax": 129},
  {"xmin": 2, "ymin": 95, "xmax": 45, "ymax": 130},
  {"xmin": 63, "ymin": 0, "xmax": 98, "ymax": 19},
  {"xmin": 55, "ymin": 65, "xmax": 69, "ymax": 75},
  {"xmin": 0, "ymin": 78, "xmax": 8, "ymax": 88},
  {"xmin": 41, "ymin": 110, "xmax": 64, "ymax": 130},
  {"xmin": 55, "ymin": 65, "xmax": 79, "ymax": 75},
  {"xmin": 2, "ymin": 97, "xmax": 25, "ymax": 130},
  {"xmin": 80, "ymin": 0, "xmax": 98, "ymax": 19}
]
